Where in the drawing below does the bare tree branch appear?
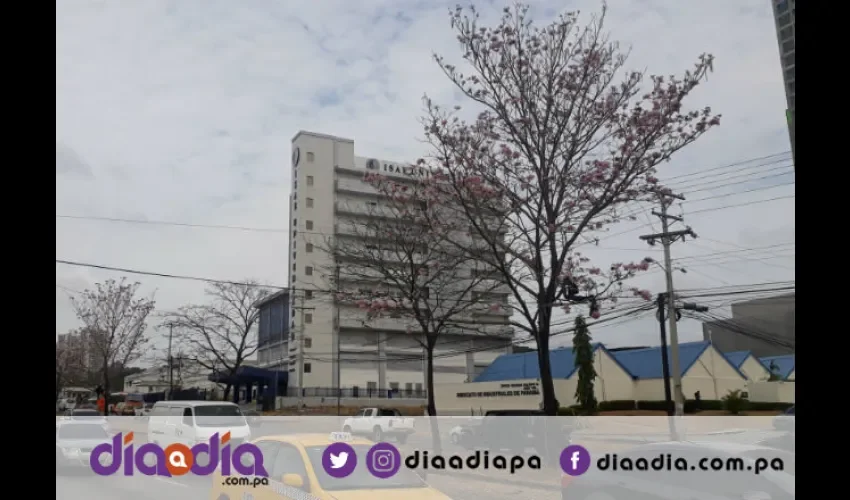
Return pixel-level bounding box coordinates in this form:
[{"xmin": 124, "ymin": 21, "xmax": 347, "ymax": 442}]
[
  {"xmin": 160, "ymin": 281, "xmax": 272, "ymax": 400},
  {"xmin": 71, "ymin": 278, "xmax": 156, "ymax": 413},
  {"xmin": 316, "ymin": 172, "xmax": 512, "ymax": 418}
]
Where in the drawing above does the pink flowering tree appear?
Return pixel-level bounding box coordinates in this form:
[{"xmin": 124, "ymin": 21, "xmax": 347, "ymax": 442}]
[
  {"xmin": 417, "ymin": 4, "xmax": 720, "ymax": 415},
  {"xmin": 320, "ymin": 171, "xmax": 513, "ymax": 418}
]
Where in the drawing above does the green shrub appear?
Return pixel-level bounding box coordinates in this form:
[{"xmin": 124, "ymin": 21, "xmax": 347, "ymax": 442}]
[{"xmin": 722, "ymin": 390, "xmax": 749, "ymax": 415}]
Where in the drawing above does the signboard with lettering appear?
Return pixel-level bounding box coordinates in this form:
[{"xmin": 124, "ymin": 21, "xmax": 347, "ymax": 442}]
[
  {"xmin": 456, "ymin": 382, "xmax": 540, "ymax": 398},
  {"xmin": 366, "ymin": 158, "xmax": 443, "ymax": 178}
]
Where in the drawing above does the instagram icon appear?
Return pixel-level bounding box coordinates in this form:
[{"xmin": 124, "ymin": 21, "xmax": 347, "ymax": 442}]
[{"xmin": 366, "ymin": 443, "xmax": 401, "ymax": 478}]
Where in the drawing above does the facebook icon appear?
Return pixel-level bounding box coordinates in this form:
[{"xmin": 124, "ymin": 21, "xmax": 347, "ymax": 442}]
[{"xmin": 560, "ymin": 445, "xmax": 591, "ymax": 476}]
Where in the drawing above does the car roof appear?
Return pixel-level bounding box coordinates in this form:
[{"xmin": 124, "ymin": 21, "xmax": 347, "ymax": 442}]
[
  {"xmin": 153, "ymin": 401, "xmax": 238, "ymax": 407},
  {"xmin": 255, "ymin": 433, "xmax": 374, "ymax": 447}
]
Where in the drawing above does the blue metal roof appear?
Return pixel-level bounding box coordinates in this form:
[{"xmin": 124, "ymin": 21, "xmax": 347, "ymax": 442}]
[
  {"xmin": 722, "ymin": 350, "xmax": 752, "ymax": 368},
  {"xmin": 759, "ymin": 354, "xmax": 795, "ymax": 380},
  {"xmin": 609, "ymin": 341, "xmax": 745, "ymax": 379},
  {"xmin": 474, "ymin": 343, "xmax": 626, "ymax": 382}
]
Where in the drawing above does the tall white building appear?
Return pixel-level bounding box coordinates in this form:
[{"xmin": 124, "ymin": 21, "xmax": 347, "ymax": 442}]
[{"xmin": 288, "ymin": 131, "xmax": 514, "ymax": 396}]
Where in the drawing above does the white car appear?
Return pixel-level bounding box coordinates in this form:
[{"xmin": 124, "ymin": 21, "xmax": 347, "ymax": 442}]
[
  {"xmin": 56, "ymin": 421, "xmax": 111, "ymax": 472},
  {"xmin": 147, "ymin": 401, "xmax": 252, "ymax": 448},
  {"xmin": 342, "ymin": 407, "xmax": 415, "ymax": 443}
]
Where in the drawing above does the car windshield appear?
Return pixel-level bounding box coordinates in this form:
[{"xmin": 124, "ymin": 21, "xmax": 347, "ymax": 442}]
[
  {"xmin": 58, "ymin": 424, "xmax": 109, "ymax": 440},
  {"xmin": 305, "ymin": 445, "xmax": 426, "ymax": 491},
  {"xmin": 193, "ymin": 405, "xmax": 246, "ymax": 427}
]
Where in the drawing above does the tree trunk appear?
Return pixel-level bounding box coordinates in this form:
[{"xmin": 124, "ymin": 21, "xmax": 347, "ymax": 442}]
[
  {"xmin": 55, "ymin": 374, "xmax": 63, "ymax": 403},
  {"xmin": 102, "ymin": 357, "xmax": 111, "ymax": 416},
  {"xmin": 425, "ymin": 345, "xmax": 442, "ymax": 460},
  {"xmin": 224, "ymin": 383, "xmax": 232, "ymax": 402},
  {"xmin": 536, "ymin": 316, "xmax": 558, "ymax": 416}
]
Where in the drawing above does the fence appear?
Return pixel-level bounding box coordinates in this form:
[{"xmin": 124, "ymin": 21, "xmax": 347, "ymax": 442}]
[{"xmin": 286, "ymin": 387, "xmax": 428, "ymax": 399}]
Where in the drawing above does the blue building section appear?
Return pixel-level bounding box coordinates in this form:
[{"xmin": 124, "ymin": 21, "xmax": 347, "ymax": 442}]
[
  {"xmin": 759, "ymin": 354, "xmax": 795, "ymax": 379},
  {"xmin": 475, "ymin": 340, "xmax": 751, "ymax": 383},
  {"xmin": 256, "ymin": 289, "xmax": 290, "ymax": 348},
  {"xmin": 721, "ymin": 350, "xmax": 752, "ymax": 368},
  {"xmin": 609, "ymin": 340, "xmax": 744, "ymax": 379},
  {"xmin": 474, "ymin": 344, "xmax": 633, "ymax": 382}
]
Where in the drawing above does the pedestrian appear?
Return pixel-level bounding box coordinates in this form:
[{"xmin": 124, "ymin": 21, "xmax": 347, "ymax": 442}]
[{"xmin": 694, "ymin": 391, "xmax": 701, "ymax": 412}]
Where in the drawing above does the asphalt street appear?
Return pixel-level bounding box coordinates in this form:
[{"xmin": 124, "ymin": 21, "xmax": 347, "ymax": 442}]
[{"xmin": 57, "ymin": 470, "xmax": 208, "ymax": 500}]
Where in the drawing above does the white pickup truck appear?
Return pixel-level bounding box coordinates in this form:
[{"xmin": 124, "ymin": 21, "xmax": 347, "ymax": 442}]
[{"xmin": 342, "ymin": 407, "xmax": 415, "ymax": 443}]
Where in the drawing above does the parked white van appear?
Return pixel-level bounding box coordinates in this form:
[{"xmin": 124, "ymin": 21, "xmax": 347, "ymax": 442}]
[{"xmin": 147, "ymin": 401, "xmax": 252, "ymax": 448}]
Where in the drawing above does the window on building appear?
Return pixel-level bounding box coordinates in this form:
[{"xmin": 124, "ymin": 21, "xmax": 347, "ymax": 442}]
[
  {"xmin": 292, "ymin": 230, "xmax": 297, "ymax": 238},
  {"xmin": 367, "ymin": 381, "xmax": 378, "ymax": 390},
  {"xmin": 306, "ymin": 197, "xmax": 314, "ymax": 208},
  {"xmin": 306, "ymin": 152, "xmax": 314, "ymax": 162},
  {"xmin": 784, "ymin": 52, "xmax": 794, "ymax": 68},
  {"xmin": 775, "ymin": 1, "xmax": 788, "ymax": 14},
  {"xmin": 787, "ymin": 80, "xmax": 795, "ymax": 94},
  {"xmin": 306, "ymin": 220, "xmax": 314, "ymax": 230},
  {"xmin": 304, "ymin": 363, "xmax": 311, "ymax": 373},
  {"xmin": 293, "ymin": 218, "xmax": 297, "ymax": 227},
  {"xmin": 389, "ymin": 382, "xmax": 400, "ymax": 392},
  {"xmin": 305, "ymin": 290, "xmax": 313, "ymax": 300},
  {"xmin": 306, "ymin": 243, "xmax": 313, "ymax": 253},
  {"xmin": 405, "ymin": 383, "xmax": 413, "ymax": 393},
  {"xmin": 304, "ymin": 337, "xmax": 312, "ymax": 348},
  {"xmin": 292, "ymin": 263, "xmax": 296, "ymax": 271},
  {"xmin": 782, "ymin": 40, "xmax": 794, "ymax": 53},
  {"xmin": 785, "ymin": 66, "xmax": 795, "ymax": 81},
  {"xmin": 307, "ymin": 176, "xmax": 314, "ymax": 186},
  {"xmin": 305, "ymin": 313, "xmax": 313, "ymax": 324},
  {"xmin": 293, "ymin": 180, "xmax": 297, "ymax": 189},
  {"xmin": 292, "ymin": 251, "xmax": 296, "ymax": 260},
  {"xmin": 777, "ymin": 12, "xmax": 791, "ymax": 27},
  {"xmin": 293, "ymin": 202, "xmax": 297, "ymax": 211},
  {"xmin": 415, "ymin": 383, "xmax": 423, "ymax": 392},
  {"xmin": 779, "ymin": 25, "xmax": 793, "ymax": 42}
]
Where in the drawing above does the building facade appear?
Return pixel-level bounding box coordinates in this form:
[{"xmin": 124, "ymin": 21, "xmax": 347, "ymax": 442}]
[
  {"xmin": 771, "ymin": 0, "xmax": 795, "ymax": 166},
  {"xmin": 287, "ymin": 131, "xmax": 514, "ymax": 396},
  {"xmin": 255, "ymin": 289, "xmax": 291, "ymax": 370},
  {"xmin": 702, "ymin": 293, "xmax": 795, "ymax": 357}
]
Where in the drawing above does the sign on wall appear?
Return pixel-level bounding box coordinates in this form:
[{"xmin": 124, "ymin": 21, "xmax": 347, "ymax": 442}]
[{"xmin": 456, "ymin": 382, "xmax": 540, "ymax": 398}]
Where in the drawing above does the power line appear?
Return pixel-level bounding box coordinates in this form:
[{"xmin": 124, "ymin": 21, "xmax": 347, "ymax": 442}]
[
  {"xmin": 685, "ymin": 195, "xmax": 794, "ymax": 215},
  {"xmin": 659, "ymin": 151, "xmax": 791, "ymax": 183},
  {"xmin": 56, "ymin": 214, "xmax": 289, "ymax": 234}
]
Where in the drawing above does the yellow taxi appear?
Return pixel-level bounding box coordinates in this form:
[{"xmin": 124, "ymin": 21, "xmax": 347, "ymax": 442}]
[{"xmin": 210, "ymin": 432, "xmax": 453, "ymax": 500}]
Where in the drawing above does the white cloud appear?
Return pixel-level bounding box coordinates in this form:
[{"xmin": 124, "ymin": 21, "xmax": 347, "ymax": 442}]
[{"xmin": 57, "ymin": 0, "xmax": 794, "ymax": 358}]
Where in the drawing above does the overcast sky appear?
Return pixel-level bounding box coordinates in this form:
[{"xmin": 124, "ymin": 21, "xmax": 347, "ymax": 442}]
[{"xmin": 56, "ymin": 0, "xmax": 795, "ymax": 365}]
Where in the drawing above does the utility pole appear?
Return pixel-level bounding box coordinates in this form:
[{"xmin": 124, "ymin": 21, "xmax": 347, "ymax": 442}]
[
  {"xmin": 640, "ymin": 193, "xmax": 697, "ymax": 417},
  {"xmin": 166, "ymin": 323, "xmax": 174, "ymax": 401},
  {"xmin": 655, "ymin": 293, "xmax": 675, "ymax": 414}
]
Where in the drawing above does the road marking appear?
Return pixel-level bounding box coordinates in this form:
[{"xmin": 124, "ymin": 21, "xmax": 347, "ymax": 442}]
[{"xmin": 153, "ymin": 476, "xmax": 187, "ymax": 488}]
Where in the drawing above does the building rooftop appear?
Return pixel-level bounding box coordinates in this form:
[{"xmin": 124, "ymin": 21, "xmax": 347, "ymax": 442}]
[
  {"xmin": 609, "ymin": 341, "xmax": 746, "ymax": 380},
  {"xmin": 759, "ymin": 354, "xmax": 795, "ymax": 380},
  {"xmin": 721, "ymin": 350, "xmax": 752, "ymax": 368},
  {"xmin": 474, "ymin": 344, "xmax": 633, "ymax": 382},
  {"xmin": 253, "ymin": 288, "xmax": 290, "ymax": 309}
]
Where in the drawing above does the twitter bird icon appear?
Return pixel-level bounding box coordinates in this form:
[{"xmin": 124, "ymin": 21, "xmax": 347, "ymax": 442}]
[
  {"xmin": 323, "ymin": 443, "xmax": 357, "ymax": 478},
  {"xmin": 330, "ymin": 452, "xmax": 349, "ymax": 469}
]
